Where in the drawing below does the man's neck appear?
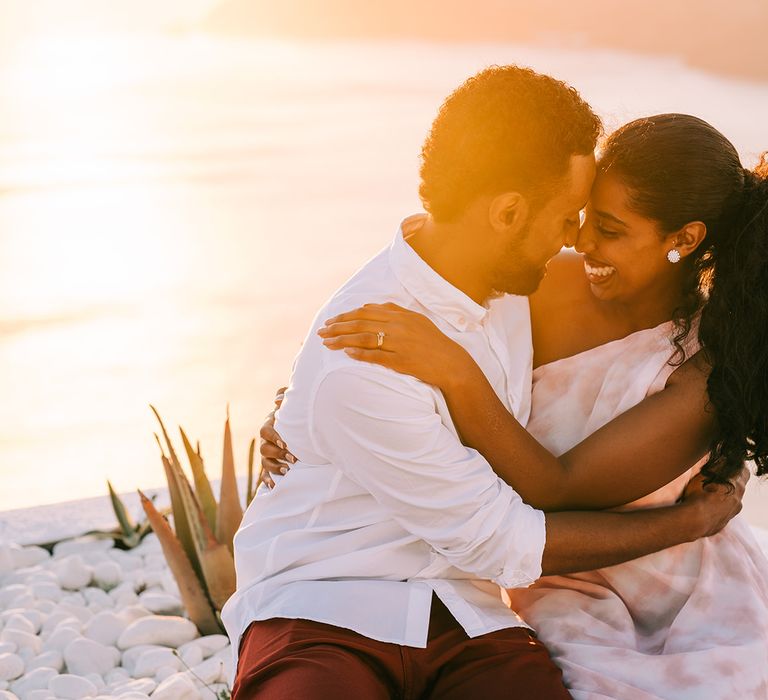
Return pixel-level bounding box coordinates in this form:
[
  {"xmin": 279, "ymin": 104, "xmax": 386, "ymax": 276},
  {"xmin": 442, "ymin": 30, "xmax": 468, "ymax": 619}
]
[{"xmin": 405, "ymin": 217, "xmax": 491, "ymax": 305}]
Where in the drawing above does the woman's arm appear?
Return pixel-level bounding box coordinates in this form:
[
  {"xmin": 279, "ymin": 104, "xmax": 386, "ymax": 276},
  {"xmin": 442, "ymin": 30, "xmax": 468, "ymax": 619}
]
[
  {"xmin": 318, "ymin": 303, "xmax": 715, "ymax": 511},
  {"xmin": 440, "ymin": 351, "xmax": 714, "ymax": 510}
]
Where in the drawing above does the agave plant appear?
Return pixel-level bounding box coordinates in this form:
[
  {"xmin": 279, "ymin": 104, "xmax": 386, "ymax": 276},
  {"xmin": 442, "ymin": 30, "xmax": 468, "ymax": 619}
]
[
  {"xmin": 106, "ymin": 480, "xmax": 155, "ymax": 548},
  {"xmin": 78, "ymin": 481, "xmax": 154, "ymax": 550},
  {"xmin": 139, "ymin": 405, "xmax": 256, "ymax": 635}
]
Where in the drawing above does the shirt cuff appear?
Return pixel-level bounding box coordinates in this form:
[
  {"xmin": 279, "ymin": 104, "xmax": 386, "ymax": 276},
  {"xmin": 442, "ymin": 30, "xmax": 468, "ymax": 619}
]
[{"xmin": 493, "ymin": 508, "xmax": 546, "ymax": 589}]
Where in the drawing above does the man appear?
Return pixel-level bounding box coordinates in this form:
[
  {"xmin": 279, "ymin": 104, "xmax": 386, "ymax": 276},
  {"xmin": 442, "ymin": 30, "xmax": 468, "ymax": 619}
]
[{"xmin": 221, "ymin": 66, "xmax": 743, "ymax": 698}]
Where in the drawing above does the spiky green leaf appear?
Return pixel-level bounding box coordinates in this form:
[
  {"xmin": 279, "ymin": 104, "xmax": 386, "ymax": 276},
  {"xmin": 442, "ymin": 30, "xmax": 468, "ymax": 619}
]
[
  {"xmin": 107, "ymin": 480, "xmax": 136, "ymax": 540},
  {"xmin": 180, "ymin": 427, "xmax": 217, "ymax": 532},
  {"xmin": 216, "ymin": 406, "xmax": 243, "ymax": 553}
]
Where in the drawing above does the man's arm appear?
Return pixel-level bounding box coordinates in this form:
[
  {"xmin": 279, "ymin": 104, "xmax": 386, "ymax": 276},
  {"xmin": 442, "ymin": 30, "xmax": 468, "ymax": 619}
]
[
  {"xmin": 542, "ymin": 466, "xmax": 746, "ymax": 574},
  {"xmin": 310, "ymin": 364, "xmax": 740, "ymax": 582}
]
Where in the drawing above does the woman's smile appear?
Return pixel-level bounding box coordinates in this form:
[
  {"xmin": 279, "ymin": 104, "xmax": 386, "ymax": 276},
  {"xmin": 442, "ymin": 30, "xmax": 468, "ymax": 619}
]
[{"xmin": 583, "ymin": 255, "xmax": 617, "ymax": 285}]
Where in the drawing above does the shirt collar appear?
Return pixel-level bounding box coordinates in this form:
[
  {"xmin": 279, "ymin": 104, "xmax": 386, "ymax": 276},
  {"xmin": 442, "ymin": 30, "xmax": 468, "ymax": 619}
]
[{"xmin": 388, "ymin": 214, "xmax": 488, "ymax": 333}]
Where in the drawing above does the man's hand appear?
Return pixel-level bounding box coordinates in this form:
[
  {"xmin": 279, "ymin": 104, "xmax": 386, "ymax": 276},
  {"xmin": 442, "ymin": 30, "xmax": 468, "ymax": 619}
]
[
  {"xmin": 259, "ymin": 386, "xmax": 295, "ymax": 489},
  {"xmin": 679, "ymin": 464, "xmax": 750, "ymax": 538}
]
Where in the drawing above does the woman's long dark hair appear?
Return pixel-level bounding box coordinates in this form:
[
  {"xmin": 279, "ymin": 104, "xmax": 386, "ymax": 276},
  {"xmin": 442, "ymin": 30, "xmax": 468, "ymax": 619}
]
[{"xmin": 598, "ymin": 114, "xmax": 768, "ymax": 485}]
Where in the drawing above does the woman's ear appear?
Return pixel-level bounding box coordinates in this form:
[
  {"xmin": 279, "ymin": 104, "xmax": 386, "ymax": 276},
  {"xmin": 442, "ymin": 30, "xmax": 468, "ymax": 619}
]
[
  {"xmin": 488, "ymin": 192, "xmax": 530, "ymax": 236},
  {"xmin": 671, "ymin": 221, "xmax": 707, "ymax": 259}
]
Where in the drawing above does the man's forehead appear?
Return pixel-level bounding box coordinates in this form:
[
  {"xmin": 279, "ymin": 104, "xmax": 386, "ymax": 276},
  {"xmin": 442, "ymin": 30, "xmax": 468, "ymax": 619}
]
[{"xmin": 567, "ymin": 153, "xmax": 596, "ymax": 205}]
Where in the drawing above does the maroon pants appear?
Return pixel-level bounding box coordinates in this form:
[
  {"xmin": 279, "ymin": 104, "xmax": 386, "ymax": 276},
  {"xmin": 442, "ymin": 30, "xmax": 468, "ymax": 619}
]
[{"xmin": 231, "ymin": 595, "xmax": 571, "ymax": 699}]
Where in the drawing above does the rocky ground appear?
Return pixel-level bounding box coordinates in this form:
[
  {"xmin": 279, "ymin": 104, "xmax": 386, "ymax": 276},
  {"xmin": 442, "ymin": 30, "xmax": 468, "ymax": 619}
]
[
  {"xmin": 0, "ymin": 533, "xmax": 232, "ymax": 700},
  {"xmin": 1, "ymin": 503, "xmax": 766, "ymax": 700}
]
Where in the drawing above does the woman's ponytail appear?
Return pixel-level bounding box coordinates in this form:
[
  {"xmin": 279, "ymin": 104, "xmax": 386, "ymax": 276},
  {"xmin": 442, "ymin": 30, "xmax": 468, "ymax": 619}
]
[{"xmin": 699, "ymin": 155, "xmax": 768, "ymax": 483}]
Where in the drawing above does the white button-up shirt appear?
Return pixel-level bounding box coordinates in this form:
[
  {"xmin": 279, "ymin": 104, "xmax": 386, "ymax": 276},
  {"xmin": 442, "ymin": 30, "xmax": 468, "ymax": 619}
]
[{"xmin": 221, "ymin": 215, "xmax": 546, "ymax": 673}]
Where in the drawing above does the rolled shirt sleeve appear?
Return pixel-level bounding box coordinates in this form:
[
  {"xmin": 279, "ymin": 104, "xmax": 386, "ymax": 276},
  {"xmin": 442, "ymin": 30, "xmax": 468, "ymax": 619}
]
[{"xmin": 310, "ymin": 364, "xmax": 546, "ymax": 588}]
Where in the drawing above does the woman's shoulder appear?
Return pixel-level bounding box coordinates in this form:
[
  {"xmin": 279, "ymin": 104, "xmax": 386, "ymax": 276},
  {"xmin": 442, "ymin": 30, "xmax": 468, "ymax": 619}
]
[{"xmin": 529, "ymin": 250, "xmax": 598, "ymax": 366}]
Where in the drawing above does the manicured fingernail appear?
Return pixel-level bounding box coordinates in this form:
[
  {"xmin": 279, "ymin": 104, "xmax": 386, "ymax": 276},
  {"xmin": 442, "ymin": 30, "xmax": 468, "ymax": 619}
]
[
  {"xmin": 286, "ymin": 453, "xmax": 296, "ymax": 463},
  {"xmin": 280, "ymin": 467, "xmax": 289, "ymax": 475},
  {"xmin": 317, "ymin": 327, "xmax": 328, "ymax": 336},
  {"xmin": 322, "ymin": 339, "xmax": 337, "ymax": 346},
  {"xmin": 277, "ymin": 440, "xmax": 285, "ymax": 449}
]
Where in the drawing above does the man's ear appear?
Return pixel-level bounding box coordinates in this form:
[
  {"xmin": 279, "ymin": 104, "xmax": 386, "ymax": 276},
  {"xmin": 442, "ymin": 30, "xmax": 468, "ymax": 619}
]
[
  {"xmin": 488, "ymin": 192, "xmax": 529, "ymax": 235},
  {"xmin": 671, "ymin": 221, "xmax": 707, "ymax": 259}
]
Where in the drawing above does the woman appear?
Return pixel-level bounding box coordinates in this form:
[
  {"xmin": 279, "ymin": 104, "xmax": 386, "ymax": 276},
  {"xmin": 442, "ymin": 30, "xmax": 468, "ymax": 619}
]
[{"xmin": 261, "ymin": 114, "xmax": 768, "ymax": 698}]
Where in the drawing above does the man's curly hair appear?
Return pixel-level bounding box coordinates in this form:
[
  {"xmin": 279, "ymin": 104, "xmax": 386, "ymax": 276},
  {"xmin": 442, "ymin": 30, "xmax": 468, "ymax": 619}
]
[{"xmin": 419, "ymin": 65, "xmax": 602, "ymax": 222}]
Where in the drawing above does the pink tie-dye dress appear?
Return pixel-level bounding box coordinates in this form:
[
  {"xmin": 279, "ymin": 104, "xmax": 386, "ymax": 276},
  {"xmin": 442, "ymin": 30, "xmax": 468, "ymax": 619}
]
[{"xmin": 508, "ymin": 321, "xmax": 768, "ymax": 699}]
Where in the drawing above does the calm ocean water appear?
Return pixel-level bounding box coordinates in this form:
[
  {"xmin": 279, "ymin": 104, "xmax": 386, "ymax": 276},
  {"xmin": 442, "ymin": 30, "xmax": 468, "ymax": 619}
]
[{"xmin": 0, "ymin": 34, "xmax": 766, "ymax": 524}]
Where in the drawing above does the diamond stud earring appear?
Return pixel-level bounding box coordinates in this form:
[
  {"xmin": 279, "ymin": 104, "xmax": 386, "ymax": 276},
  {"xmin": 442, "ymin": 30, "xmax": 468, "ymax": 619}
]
[{"xmin": 667, "ymin": 249, "xmax": 681, "ymax": 264}]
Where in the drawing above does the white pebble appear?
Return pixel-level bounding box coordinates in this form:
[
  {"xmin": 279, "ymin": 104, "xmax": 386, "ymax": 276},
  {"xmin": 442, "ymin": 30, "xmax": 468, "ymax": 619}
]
[
  {"xmin": 104, "ymin": 667, "xmax": 131, "ymax": 685},
  {"xmin": 24, "ymin": 570, "xmax": 56, "ymax": 586},
  {"xmin": 211, "ymin": 647, "xmax": 233, "ymax": 684},
  {"xmin": 0, "ymin": 587, "xmax": 30, "ymax": 609},
  {"xmin": 116, "ymin": 607, "xmax": 151, "ymax": 627},
  {"xmin": 63, "ymin": 638, "xmax": 120, "ymax": 676},
  {"xmin": 136, "ymin": 593, "xmax": 182, "ymax": 616},
  {"xmin": 41, "ymin": 613, "xmax": 71, "ymax": 636},
  {"xmin": 0, "ymin": 629, "xmax": 41, "ymax": 655},
  {"xmin": 31, "ymin": 600, "xmax": 55, "ymax": 616},
  {"xmin": 159, "ymin": 574, "xmax": 180, "ymax": 598},
  {"xmin": 108, "ymin": 551, "xmax": 142, "ymax": 572},
  {"xmin": 135, "ymin": 533, "xmax": 161, "ymax": 551},
  {"xmin": 11, "ymin": 547, "xmax": 49, "ymax": 570},
  {"xmin": 133, "ymin": 648, "xmax": 180, "ymax": 678},
  {"xmin": 26, "ymin": 651, "xmax": 63, "ymax": 673},
  {"xmin": 117, "ymin": 616, "xmax": 197, "ymax": 650},
  {"xmin": 0, "ymin": 654, "xmax": 24, "ymax": 682},
  {"xmin": 84, "ymin": 611, "xmax": 128, "ymax": 647},
  {"xmin": 142, "ymin": 554, "xmax": 166, "ymax": 571},
  {"xmin": 85, "ymin": 672, "xmax": 106, "ymax": 692},
  {"xmin": 93, "ymin": 562, "xmax": 122, "ymax": 591},
  {"xmin": 114, "ymin": 590, "xmax": 139, "ymax": 607},
  {"xmin": 0, "ymin": 646, "xmax": 15, "ymax": 656},
  {"xmin": 189, "ymin": 656, "xmax": 223, "ymax": 686},
  {"xmin": 3, "ymin": 617, "xmax": 34, "ymax": 637},
  {"xmin": 83, "ymin": 587, "xmax": 114, "ymax": 608},
  {"xmin": 48, "ymin": 673, "xmax": 98, "ymax": 698},
  {"xmin": 140, "ymin": 572, "xmax": 164, "ymax": 590},
  {"xmin": 120, "ymin": 646, "xmax": 165, "ymax": 676},
  {"xmin": 10, "ymin": 611, "xmax": 42, "ymax": 636},
  {"xmin": 0, "ymin": 548, "xmax": 14, "ymax": 577},
  {"xmin": 41, "ymin": 626, "xmax": 80, "ymax": 654},
  {"xmin": 25, "ymin": 690, "xmax": 54, "ymax": 700},
  {"xmin": 57, "ymin": 603, "xmax": 92, "ymax": 625},
  {"xmin": 16, "ymin": 648, "xmax": 34, "ymax": 664},
  {"xmin": 52, "ymin": 537, "xmax": 113, "ymax": 558},
  {"xmin": 0, "ymin": 692, "xmax": 17, "ymax": 700},
  {"xmin": 9, "ymin": 667, "xmax": 58, "ymax": 697},
  {"xmin": 111, "ymin": 677, "xmax": 157, "ymax": 695},
  {"xmin": 178, "ymin": 645, "xmax": 203, "ymax": 668},
  {"xmin": 60, "ymin": 591, "xmax": 87, "ymax": 607},
  {"xmin": 153, "ymin": 666, "xmax": 177, "ymax": 684},
  {"xmin": 54, "ymin": 556, "xmax": 93, "ymax": 591},
  {"xmin": 149, "ymin": 672, "xmax": 200, "ymax": 700}
]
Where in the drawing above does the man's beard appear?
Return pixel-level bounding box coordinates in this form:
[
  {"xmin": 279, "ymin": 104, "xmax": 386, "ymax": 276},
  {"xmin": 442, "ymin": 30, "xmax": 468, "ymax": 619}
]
[{"xmin": 489, "ymin": 228, "xmax": 547, "ymax": 297}]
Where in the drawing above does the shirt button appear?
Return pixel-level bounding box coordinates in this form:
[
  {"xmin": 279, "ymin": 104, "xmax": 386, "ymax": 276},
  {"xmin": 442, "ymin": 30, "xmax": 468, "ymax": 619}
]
[{"xmin": 458, "ymin": 316, "xmax": 466, "ymax": 325}]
